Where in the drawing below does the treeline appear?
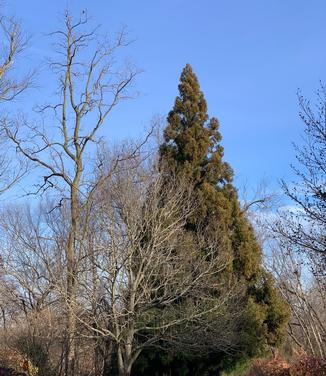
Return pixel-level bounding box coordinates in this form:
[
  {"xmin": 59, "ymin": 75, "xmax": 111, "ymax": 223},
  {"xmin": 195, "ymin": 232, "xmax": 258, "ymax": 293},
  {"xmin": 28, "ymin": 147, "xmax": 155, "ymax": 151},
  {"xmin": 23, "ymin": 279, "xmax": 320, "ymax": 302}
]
[{"xmin": 0, "ymin": 8, "xmax": 324, "ymax": 376}]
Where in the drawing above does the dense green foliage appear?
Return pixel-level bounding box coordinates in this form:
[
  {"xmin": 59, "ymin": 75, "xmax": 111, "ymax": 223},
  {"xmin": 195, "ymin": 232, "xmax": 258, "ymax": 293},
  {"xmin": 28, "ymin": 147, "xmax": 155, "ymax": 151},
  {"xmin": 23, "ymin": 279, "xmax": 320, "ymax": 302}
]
[{"xmin": 133, "ymin": 64, "xmax": 289, "ymax": 375}]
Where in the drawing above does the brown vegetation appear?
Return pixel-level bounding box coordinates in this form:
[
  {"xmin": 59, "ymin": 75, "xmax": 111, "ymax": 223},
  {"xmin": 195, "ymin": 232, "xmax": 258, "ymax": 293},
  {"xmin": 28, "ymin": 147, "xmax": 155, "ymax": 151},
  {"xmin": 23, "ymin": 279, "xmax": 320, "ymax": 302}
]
[{"xmin": 247, "ymin": 353, "xmax": 326, "ymax": 376}]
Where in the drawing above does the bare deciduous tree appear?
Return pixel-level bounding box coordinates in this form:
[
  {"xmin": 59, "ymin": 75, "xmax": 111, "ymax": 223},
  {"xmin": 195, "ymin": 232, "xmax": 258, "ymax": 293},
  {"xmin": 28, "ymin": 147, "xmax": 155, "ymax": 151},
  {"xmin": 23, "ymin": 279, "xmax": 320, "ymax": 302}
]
[
  {"xmin": 275, "ymin": 86, "xmax": 326, "ymax": 273},
  {"xmin": 0, "ymin": 8, "xmax": 31, "ymax": 193},
  {"xmin": 0, "ymin": 201, "xmax": 71, "ymax": 375},
  {"xmin": 266, "ymin": 240, "xmax": 325, "ymax": 358},
  {"xmin": 262, "ymin": 86, "xmax": 326, "ymax": 358},
  {"xmin": 0, "ymin": 9, "xmax": 32, "ymax": 101},
  {"xmin": 1, "ymin": 10, "xmax": 139, "ymax": 376},
  {"xmin": 75, "ymin": 156, "xmax": 240, "ymax": 376}
]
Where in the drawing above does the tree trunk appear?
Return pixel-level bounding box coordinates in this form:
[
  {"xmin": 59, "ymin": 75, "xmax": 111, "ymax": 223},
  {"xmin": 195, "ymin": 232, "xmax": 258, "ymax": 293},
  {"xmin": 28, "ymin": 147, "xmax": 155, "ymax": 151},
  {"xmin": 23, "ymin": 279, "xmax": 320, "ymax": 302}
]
[
  {"xmin": 117, "ymin": 345, "xmax": 132, "ymax": 376},
  {"xmin": 65, "ymin": 183, "xmax": 79, "ymax": 376}
]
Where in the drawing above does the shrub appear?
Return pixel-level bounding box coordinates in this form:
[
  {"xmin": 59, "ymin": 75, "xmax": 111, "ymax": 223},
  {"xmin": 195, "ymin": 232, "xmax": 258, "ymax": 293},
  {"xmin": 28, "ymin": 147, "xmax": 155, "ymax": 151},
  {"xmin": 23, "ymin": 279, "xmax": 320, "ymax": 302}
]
[
  {"xmin": 0, "ymin": 347, "xmax": 38, "ymax": 376},
  {"xmin": 247, "ymin": 354, "xmax": 290, "ymax": 376},
  {"xmin": 246, "ymin": 354, "xmax": 326, "ymax": 376},
  {"xmin": 290, "ymin": 356, "xmax": 326, "ymax": 376}
]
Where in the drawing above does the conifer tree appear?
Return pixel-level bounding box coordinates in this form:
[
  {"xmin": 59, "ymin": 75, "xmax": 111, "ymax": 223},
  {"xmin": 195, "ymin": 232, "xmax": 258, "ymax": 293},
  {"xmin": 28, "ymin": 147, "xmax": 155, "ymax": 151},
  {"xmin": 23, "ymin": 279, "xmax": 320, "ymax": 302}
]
[
  {"xmin": 134, "ymin": 64, "xmax": 289, "ymax": 375},
  {"xmin": 160, "ymin": 64, "xmax": 263, "ymax": 285}
]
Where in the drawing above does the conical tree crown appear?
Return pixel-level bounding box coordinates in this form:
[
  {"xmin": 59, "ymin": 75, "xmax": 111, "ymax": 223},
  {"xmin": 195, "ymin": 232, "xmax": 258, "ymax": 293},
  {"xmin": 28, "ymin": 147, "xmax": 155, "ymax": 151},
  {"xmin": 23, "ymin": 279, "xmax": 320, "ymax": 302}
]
[
  {"xmin": 160, "ymin": 65, "xmax": 238, "ymax": 238},
  {"xmin": 161, "ymin": 64, "xmax": 233, "ymax": 189}
]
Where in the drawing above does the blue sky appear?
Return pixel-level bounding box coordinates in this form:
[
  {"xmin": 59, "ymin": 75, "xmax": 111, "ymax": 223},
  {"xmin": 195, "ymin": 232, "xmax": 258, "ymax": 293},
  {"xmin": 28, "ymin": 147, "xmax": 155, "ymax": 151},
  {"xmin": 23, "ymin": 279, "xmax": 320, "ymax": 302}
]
[{"xmin": 6, "ymin": 0, "xmax": 326, "ymax": 192}]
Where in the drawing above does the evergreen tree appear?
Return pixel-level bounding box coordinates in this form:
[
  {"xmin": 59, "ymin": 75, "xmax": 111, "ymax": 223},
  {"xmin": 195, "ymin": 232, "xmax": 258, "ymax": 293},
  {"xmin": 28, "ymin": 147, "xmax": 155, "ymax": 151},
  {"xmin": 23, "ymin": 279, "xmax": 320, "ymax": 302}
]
[{"xmin": 133, "ymin": 64, "xmax": 289, "ymax": 375}]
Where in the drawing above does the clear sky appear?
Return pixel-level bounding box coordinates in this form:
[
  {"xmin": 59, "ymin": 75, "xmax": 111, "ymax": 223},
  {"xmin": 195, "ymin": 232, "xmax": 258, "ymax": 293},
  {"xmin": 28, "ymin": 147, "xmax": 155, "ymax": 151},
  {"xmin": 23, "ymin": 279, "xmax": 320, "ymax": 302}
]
[{"xmin": 6, "ymin": 0, "xmax": 326, "ymax": 191}]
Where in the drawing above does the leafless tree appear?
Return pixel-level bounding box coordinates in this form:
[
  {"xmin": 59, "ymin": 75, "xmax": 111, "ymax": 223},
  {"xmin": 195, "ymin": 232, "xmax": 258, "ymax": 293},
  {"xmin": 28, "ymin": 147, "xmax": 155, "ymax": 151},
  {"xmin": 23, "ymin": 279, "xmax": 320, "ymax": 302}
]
[
  {"xmin": 0, "ymin": 9, "xmax": 34, "ymax": 366},
  {"xmin": 0, "ymin": 10, "xmax": 139, "ymax": 376},
  {"xmin": 259, "ymin": 86, "xmax": 326, "ymax": 358},
  {"xmin": 0, "ymin": 8, "xmax": 31, "ymax": 193},
  {"xmin": 74, "ymin": 156, "xmax": 241, "ymax": 376},
  {"xmin": 0, "ymin": 201, "xmax": 71, "ymax": 374},
  {"xmin": 0, "ymin": 8, "xmax": 32, "ymax": 101},
  {"xmin": 266, "ymin": 238, "xmax": 325, "ymax": 358},
  {"xmin": 274, "ymin": 85, "xmax": 326, "ymax": 274}
]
